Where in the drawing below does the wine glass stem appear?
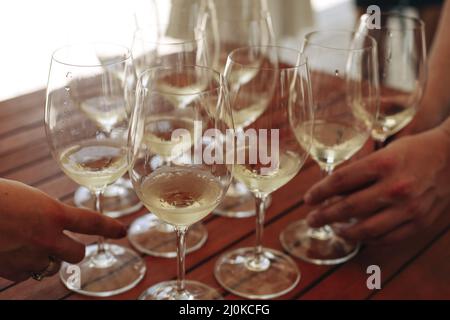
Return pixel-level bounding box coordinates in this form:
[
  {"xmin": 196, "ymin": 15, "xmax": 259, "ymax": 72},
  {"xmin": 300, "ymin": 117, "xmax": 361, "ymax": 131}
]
[
  {"xmin": 254, "ymin": 194, "xmax": 268, "ymax": 258},
  {"xmin": 312, "ymin": 167, "xmax": 335, "ymax": 236},
  {"xmin": 175, "ymin": 226, "xmax": 188, "ymax": 293},
  {"xmin": 93, "ymin": 190, "xmax": 106, "ymax": 254}
]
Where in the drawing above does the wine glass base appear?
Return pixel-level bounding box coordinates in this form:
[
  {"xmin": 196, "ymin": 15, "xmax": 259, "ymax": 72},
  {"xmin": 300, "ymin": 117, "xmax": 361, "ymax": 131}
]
[
  {"xmin": 280, "ymin": 219, "xmax": 360, "ymax": 265},
  {"xmin": 139, "ymin": 280, "xmax": 223, "ymax": 300},
  {"xmin": 59, "ymin": 243, "xmax": 146, "ymax": 297},
  {"xmin": 128, "ymin": 213, "xmax": 208, "ymax": 258},
  {"xmin": 74, "ymin": 178, "xmax": 143, "ymax": 218},
  {"xmin": 214, "ymin": 247, "xmax": 300, "ymax": 299}
]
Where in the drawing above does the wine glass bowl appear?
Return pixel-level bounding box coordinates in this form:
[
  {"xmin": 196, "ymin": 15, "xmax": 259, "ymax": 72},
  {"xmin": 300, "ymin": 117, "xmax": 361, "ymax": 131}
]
[{"xmin": 45, "ymin": 43, "xmax": 146, "ymax": 297}]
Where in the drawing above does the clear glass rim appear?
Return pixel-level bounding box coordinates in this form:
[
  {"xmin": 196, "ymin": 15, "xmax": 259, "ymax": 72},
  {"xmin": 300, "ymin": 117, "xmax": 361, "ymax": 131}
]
[
  {"xmin": 51, "ymin": 42, "xmax": 132, "ymax": 68},
  {"xmin": 138, "ymin": 65, "xmax": 223, "ymax": 97},
  {"xmin": 304, "ymin": 30, "xmax": 377, "ymax": 52},
  {"xmin": 360, "ymin": 11, "xmax": 425, "ymax": 31},
  {"xmin": 133, "ymin": 24, "xmax": 206, "ymax": 46},
  {"xmin": 227, "ymin": 45, "xmax": 307, "ymax": 70}
]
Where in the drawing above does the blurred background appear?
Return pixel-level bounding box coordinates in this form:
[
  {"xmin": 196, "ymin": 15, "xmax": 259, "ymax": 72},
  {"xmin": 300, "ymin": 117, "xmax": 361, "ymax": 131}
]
[{"xmin": 0, "ymin": 0, "xmax": 442, "ymax": 102}]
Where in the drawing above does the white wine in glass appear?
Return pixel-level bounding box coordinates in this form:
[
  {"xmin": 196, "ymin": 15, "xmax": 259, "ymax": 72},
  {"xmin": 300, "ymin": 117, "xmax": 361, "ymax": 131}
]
[
  {"xmin": 233, "ymin": 150, "xmax": 302, "ymax": 195},
  {"xmin": 139, "ymin": 167, "xmax": 225, "ymax": 226},
  {"xmin": 296, "ymin": 120, "xmax": 370, "ymax": 171},
  {"xmin": 130, "ymin": 65, "xmax": 233, "ymax": 300},
  {"xmin": 45, "ymin": 43, "xmax": 146, "ymax": 297},
  {"xmin": 59, "ymin": 138, "xmax": 128, "ymax": 189},
  {"xmin": 280, "ymin": 31, "xmax": 379, "ymax": 265}
]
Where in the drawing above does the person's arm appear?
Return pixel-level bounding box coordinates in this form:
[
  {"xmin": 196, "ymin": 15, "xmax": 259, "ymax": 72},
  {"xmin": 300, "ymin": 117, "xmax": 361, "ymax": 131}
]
[
  {"xmin": 0, "ymin": 178, "xmax": 127, "ymax": 282},
  {"xmin": 408, "ymin": 0, "xmax": 450, "ymax": 132},
  {"xmin": 304, "ymin": 117, "xmax": 450, "ymax": 244}
]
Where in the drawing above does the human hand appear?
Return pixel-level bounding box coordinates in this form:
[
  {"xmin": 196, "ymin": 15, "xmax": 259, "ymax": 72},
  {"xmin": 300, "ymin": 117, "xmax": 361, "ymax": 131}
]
[
  {"xmin": 395, "ymin": 98, "xmax": 448, "ymax": 139},
  {"xmin": 304, "ymin": 124, "xmax": 450, "ymax": 245},
  {"xmin": 0, "ymin": 179, "xmax": 127, "ymax": 282}
]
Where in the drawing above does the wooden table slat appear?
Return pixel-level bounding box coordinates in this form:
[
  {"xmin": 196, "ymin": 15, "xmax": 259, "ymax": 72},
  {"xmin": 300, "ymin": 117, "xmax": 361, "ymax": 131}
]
[
  {"xmin": 0, "ymin": 140, "xmax": 51, "ymax": 175},
  {"xmin": 0, "ymin": 126, "xmax": 46, "ymax": 157},
  {"xmin": 0, "ymin": 106, "xmax": 43, "ymax": 138},
  {"xmin": 0, "ymin": 90, "xmax": 45, "ymax": 118}
]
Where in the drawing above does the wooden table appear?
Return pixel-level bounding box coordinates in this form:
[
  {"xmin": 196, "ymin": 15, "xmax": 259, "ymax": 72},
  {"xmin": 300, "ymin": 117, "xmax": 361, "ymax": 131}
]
[{"xmin": 0, "ymin": 89, "xmax": 449, "ymax": 300}]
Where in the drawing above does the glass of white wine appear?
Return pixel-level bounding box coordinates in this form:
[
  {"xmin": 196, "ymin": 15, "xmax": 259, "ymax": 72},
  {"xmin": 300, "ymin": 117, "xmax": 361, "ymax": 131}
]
[
  {"xmin": 211, "ymin": 0, "xmax": 276, "ymax": 219},
  {"xmin": 357, "ymin": 12, "xmax": 426, "ymax": 148},
  {"xmin": 129, "ymin": 65, "xmax": 233, "ymax": 300},
  {"xmin": 214, "ymin": 46, "xmax": 313, "ymax": 299},
  {"xmin": 45, "ymin": 43, "xmax": 146, "ymax": 296},
  {"xmin": 280, "ymin": 31, "xmax": 379, "ymax": 265},
  {"xmin": 128, "ymin": 24, "xmax": 212, "ymax": 258}
]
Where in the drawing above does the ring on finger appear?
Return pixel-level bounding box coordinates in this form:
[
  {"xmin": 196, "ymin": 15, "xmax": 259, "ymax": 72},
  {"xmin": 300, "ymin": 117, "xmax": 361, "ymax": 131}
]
[{"xmin": 31, "ymin": 256, "xmax": 59, "ymax": 281}]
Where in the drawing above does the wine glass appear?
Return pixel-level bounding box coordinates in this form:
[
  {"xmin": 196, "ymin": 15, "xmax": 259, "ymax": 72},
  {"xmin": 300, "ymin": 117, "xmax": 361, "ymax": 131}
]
[
  {"xmin": 357, "ymin": 12, "xmax": 426, "ymax": 148},
  {"xmin": 44, "ymin": 43, "xmax": 146, "ymax": 296},
  {"xmin": 280, "ymin": 31, "xmax": 379, "ymax": 265},
  {"xmin": 129, "ymin": 65, "xmax": 233, "ymax": 300},
  {"xmin": 211, "ymin": 0, "xmax": 276, "ymax": 218},
  {"xmin": 128, "ymin": 24, "xmax": 212, "ymax": 258},
  {"xmin": 214, "ymin": 46, "xmax": 313, "ymax": 299}
]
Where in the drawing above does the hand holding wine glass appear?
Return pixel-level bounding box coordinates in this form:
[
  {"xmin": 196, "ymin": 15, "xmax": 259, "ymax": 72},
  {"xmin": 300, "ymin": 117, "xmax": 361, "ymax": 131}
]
[
  {"xmin": 302, "ymin": 7, "xmax": 450, "ymax": 245},
  {"xmin": 304, "ymin": 121, "xmax": 450, "ymax": 245}
]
